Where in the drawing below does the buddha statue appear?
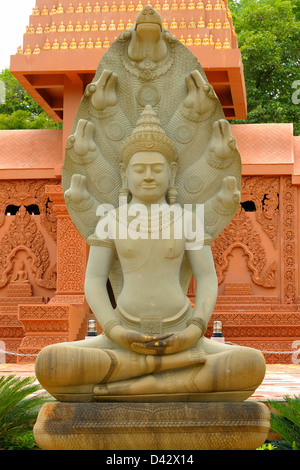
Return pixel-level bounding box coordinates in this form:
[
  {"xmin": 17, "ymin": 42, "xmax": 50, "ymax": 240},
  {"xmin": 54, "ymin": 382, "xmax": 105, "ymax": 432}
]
[
  {"xmin": 186, "ymin": 34, "xmax": 193, "ymax": 45},
  {"xmin": 32, "ymin": 7, "xmax": 40, "ymax": 16},
  {"xmin": 69, "ymin": 38, "xmax": 77, "ymax": 49},
  {"xmin": 119, "ymin": 1, "xmax": 126, "ymax": 11},
  {"xmin": 58, "ymin": 21, "xmax": 66, "ymax": 33},
  {"xmin": 76, "ymin": 3, "xmax": 84, "ymax": 13},
  {"xmin": 179, "ymin": 34, "xmax": 185, "ymax": 43},
  {"xmin": 188, "ymin": 1, "xmax": 195, "ymax": 9},
  {"xmin": 43, "ymin": 39, "xmax": 51, "ymax": 50},
  {"xmin": 86, "ymin": 38, "xmax": 94, "ymax": 49},
  {"xmin": 50, "ymin": 5, "xmax": 57, "ymax": 15},
  {"xmin": 94, "ymin": 2, "xmax": 101, "ymax": 13},
  {"xmin": 78, "ymin": 38, "xmax": 86, "ymax": 49},
  {"xmin": 202, "ymin": 33, "xmax": 209, "ymax": 44},
  {"xmin": 44, "ymin": 23, "xmax": 50, "ymax": 33},
  {"xmin": 103, "ymin": 37, "xmax": 110, "ymax": 48},
  {"xmin": 196, "ymin": 0, "xmax": 204, "ymax": 8},
  {"xmin": 179, "ymin": 18, "xmax": 186, "ymax": 28},
  {"xmin": 111, "ymin": 1, "xmax": 118, "ymax": 12},
  {"xmin": 28, "ymin": 24, "xmax": 35, "ymax": 34},
  {"xmin": 154, "ymin": 0, "xmax": 161, "ymax": 10},
  {"xmin": 41, "ymin": 5, "xmax": 49, "ymax": 15},
  {"xmin": 50, "ymin": 22, "xmax": 57, "ymax": 33},
  {"xmin": 66, "ymin": 21, "xmax": 74, "ymax": 32},
  {"xmin": 163, "ymin": 18, "xmax": 168, "ymax": 28},
  {"xmin": 12, "ymin": 262, "xmax": 30, "ymax": 283},
  {"xmin": 60, "ymin": 38, "xmax": 69, "ymax": 49},
  {"xmin": 91, "ymin": 21, "xmax": 99, "ymax": 31},
  {"xmin": 52, "ymin": 39, "xmax": 60, "ymax": 50},
  {"xmin": 179, "ymin": 1, "xmax": 186, "ymax": 9},
  {"xmin": 85, "ymin": 2, "xmax": 92, "ymax": 13},
  {"xmin": 128, "ymin": 1, "xmax": 135, "ymax": 11},
  {"xmin": 36, "ymin": 24, "xmax": 43, "ymax": 34},
  {"xmin": 188, "ymin": 18, "xmax": 196, "ymax": 28},
  {"xmin": 207, "ymin": 18, "xmax": 214, "ymax": 29},
  {"xmin": 83, "ymin": 20, "xmax": 90, "ymax": 32},
  {"xmin": 117, "ymin": 20, "xmax": 125, "ymax": 30},
  {"xmin": 75, "ymin": 21, "xmax": 82, "ymax": 32},
  {"xmin": 33, "ymin": 44, "xmax": 40, "ymax": 54},
  {"xmin": 223, "ymin": 19, "xmax": 230, "ymax": 29},
  {"xmin": 215, "ymin": 18, "xmax": 222, "ymax": 29},
  {"xmin": 197, "ymin": 17, "xmax": 205, "ymax": 28},
  {"xmin": 215, "ymin": 38, "xmax": 222, "ymax": 49},
  {"xmin": 95, "ymin": 38, "xmax": 102, "ymax": 48},
  {"xmin": 194, "ymin": 33, "xmax": 201, "ymax": 45},
  {"xmin": 24, "ymin": 45, "xmax": 31, "ymax": 55},
  {"xmin": 171, "ymin": 1, "xmax": 178, "ymax": 9},
  {"xmin": 57, "ymin": 3, "xmax": 64, "ymax": 14},
  {"xmin": 67, "ymin": 3, "xmax": 74, "ymax": 13},
  {"xmin": 205, "ymin": 0, "xmax": 212, "ymax": 10},
  {"xmin": 162, "ymin": 1, "xmax": 170, "ymax": 10},
  {"xmin": 36, "ymin": 5, "xmax": 266, "ymax": 405},
  {"xmin": 16, "ymin": 46, "xmax": 23, "ymax": 54},
  {"xmin": 170, "ymin": 18, "xmax": 178, "ymax": 28},
  {"xmin": 126, "ymin": 19, "xmax": 133, "ymax": 29},
  {"xmin": 108, "ymin": 20, "xmax": 116, "ymax": 31},
  {"xmin": 100, "ymin": 20, "xmax": 107, "ymax": 31},
  {"xmin": 223, "ymin": 37, "xmax": 230, "ymax": 49},
  {"xmin": 214, "ymin": 0, "xmax": 221, "ymax": 10},
  {"xmin": 136, "ymin": 1, "xmax": 144, "ymax": 11},
  {"xmin": 209, "ymin": 34, "xmax": 214, "ymax": 46}
]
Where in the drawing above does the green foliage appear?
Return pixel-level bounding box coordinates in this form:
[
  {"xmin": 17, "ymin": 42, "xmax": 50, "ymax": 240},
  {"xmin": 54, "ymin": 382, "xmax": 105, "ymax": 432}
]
[
  {"xmin": 228, "ymin": 0, "xmax": 300, "ymax": 135},
  {"xmin": 0, "ymin": 374, "xmax": 52, "ymax": 449},
  {"xmin": 268, "ymin": 396, "xmax": 300, "ymax": 450},
  {"xmin": 0, "ymin": 69, "xmax": 61, "ymax": 130},
  {"xmin": 256, "ymin": 442, "xmax": 277, "ymax": 450}
]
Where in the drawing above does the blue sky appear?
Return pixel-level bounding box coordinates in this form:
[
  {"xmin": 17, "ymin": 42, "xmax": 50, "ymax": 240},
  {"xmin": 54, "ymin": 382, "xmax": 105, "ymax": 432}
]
[{"xmin": 0, "ymin": 0, "xmax": 35, "ymax": 71}]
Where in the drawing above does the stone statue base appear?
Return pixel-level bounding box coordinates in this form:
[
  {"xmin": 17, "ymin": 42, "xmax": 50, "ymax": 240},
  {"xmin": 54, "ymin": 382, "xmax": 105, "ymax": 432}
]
[{"xmin": 33, "ymin": 401, "xmax": 270, "ymax": 450}]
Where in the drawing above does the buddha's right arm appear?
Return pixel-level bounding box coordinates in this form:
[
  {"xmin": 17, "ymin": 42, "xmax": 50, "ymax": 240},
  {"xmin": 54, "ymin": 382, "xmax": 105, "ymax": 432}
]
[{"xmin": 84, "ymin": 245, "xmax": 118, "ymax": 328}]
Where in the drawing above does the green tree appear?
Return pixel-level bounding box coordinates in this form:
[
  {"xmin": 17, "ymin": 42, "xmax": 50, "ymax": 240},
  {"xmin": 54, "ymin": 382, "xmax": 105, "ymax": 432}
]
[
  {"xmin": 228, "ymin": 0, "xmax": 300, "ymax": 135},
  {"xmin": 0, "ymin": 69, "xmax": 61, "ymax": 129}
]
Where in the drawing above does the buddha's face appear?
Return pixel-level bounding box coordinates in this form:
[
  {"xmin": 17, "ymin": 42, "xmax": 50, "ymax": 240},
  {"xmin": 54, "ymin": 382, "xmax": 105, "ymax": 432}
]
[{"xmin": 126, "ymin": 151, "xmax": 173, "ymax": 204}]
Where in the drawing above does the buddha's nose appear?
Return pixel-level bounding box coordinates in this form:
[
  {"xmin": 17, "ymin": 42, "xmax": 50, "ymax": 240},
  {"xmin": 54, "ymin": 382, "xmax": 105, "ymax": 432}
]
[{"xmin": 144, "ymin": 166, "xmax": 154, "ymax": 181}]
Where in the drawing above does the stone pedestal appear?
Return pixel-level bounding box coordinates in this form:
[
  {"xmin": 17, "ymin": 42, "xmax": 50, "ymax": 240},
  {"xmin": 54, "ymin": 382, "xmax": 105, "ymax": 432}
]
[{"xmin": 33, "ymin": 401, "xmax": 270, "ymax": 450}]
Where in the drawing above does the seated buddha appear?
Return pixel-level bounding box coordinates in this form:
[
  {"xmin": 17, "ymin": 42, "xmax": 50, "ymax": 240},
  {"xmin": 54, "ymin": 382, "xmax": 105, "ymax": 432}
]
[
  {"xmin": 36, "ymin": 24, "xmax": 43, "ymax": 34},
  {"xmin": 91, "ymin": 21, "xmax": 99, "ymax": 31},
  {"xmin": 57, "ymin": 3, "xmax": 64, "ymax": 14},
  {"xmin": 94, "ymin": 2, "xmax": 101, "ymax": 13},
  {"xmin": 95, "ymin": 38, "xmax": 102, "ymax": 48},
  {"xmin": 170, "ymin": 18, "xmax": 178, "ymax": 28},
  {"xmin": 171, "ymin": 1, "xmax": 178, "ymax": 9},
  {"xmin": 108, "ymin": 20, "xmax": 116, "ymax": 31},
  {"xmin": 51, "ymin": 39, "xmax": 59, "ymax": 50},
  {"xmin": 78, "ymin": 38, "xmax": 85, "ymax": 49},
  {"xmin": 43, "ymin": 39, "xmax": 51, "ymax": 50},
  {"xmin": 119, "ymin": 1, "xmax": 126, "ymax": 11},
  {"xmin": 35, "ymin": 105, "xmax": 265, "ymax": 403},
  {"xmin": 117, "ymin": 20, "xmax": 125, "ymax": 30},
  {"xmin": 75, "ymin": 21, "xmax": 82, "ymax": 32},
  {"xmin": 136, "ymin": 1, "xmax": 144, "ymax": 11},
  {"xmin": 86, "ymin": 38, "xmax": 94, "ymax": 49},
  {"xmin": 66, "ymin": 21, "xmax": 74, "ymax": 32},
  {"xmin": 69, "ymin": 38, "xmax": 77, "ymax": 49},
  {"xmin": 214, "ymin": 0, "xmax": 222, "ymax": 10},
  {"xmin": 60, "ymin": 38, "xmax": 68, "ymax": 49},
  {"xmin": 188, "ymin": 18, "xmax": 196, "ymax": 28},
  {"xmin": 205, "ymin": 0, "xmax": 212, "ymax": 10},
  {"xmin": 41, "ymin": 5, "xmax": 49, "ymax": 15},
  {"xmin": 58, "ymin": 21, "xmax": 65, "ymax": 33},
  {"xmin": 179, "ymin": 1, "xmax": 186, "ymax": 9},
  {"xmin": 67, "ymin": 3, "xmax": 75, "ymax": 13},
  {"xmin": 162, "ymin": 1, "xmax": 170, "ymax": 10},
  {"xmin": 196, "ymin": 1, "xmax": 204, "ymax": 8},
  {"xmin": 197, "ymin": 17, "xmax": 205, "ymax": 28},
  {"xmin": 85, "ymin": 2, "xmax": 92, "ymax": 13},
  {"xmin": 83, "ymin": 21, "xmax": 90, "ymax": 31},
  {"xmin": 154, "ymin": 0, "xmax": 161, "ymax": 10},
  {"xmin": 188, "ymin": 1, "xmax": 195, "ymax": 9},
  {"xmin": 194, "ymin": 34, "xmax": 201, "ymax": 45},
  {"xmin": 179, "ymin": 18, "xmax": 186, "ymax": 28},
  {"xmin": 33, "ymin": 43, "xmax": 41, "ymax": 54},
  {"xmin": 50, "ymin": 5, "xmax": 57, "ymax": 15},
  {"xmin": 76, "ymin": 3, "xmax": 84, "ymax": 13},
  {"xmin": 100, "ymin": 20, "xmax": 107, "ymax": 31},
  {"xmin": 128, "ymin": 1, "xmax": 135, "ymax": 12},
  {"xmin": 24, "ymin": 45, "xmax": 31, "ymax": 55},
  {"xmin": 50, "ymin": 22, "xmax": 56, "ymax": 32},
  {"xmin": 110, "ymin": 1, "xmax": 118, "ymax": 12},
  {"xmin": 186, "ymin": 34, "xmax": 193, "ymax": 45}
]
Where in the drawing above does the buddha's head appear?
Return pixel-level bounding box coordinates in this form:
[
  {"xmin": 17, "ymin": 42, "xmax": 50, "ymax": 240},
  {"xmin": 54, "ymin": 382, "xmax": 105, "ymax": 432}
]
[{"xmin": 119, "ymin": 106, "xmax": 178, "ymax": 204}]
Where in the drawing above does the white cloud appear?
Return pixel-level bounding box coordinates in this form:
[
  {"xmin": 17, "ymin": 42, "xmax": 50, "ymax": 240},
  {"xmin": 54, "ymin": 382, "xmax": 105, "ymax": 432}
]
[{"xmin": 0, "ymin": 0, "xmax": 35, "ymax": 71}]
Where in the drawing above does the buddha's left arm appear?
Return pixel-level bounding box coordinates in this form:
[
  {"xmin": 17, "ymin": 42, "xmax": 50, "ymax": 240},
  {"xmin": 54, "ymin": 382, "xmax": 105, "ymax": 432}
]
[{"xmin": 186, "ymin": 245, "xmax": 218, "ymax": 328}]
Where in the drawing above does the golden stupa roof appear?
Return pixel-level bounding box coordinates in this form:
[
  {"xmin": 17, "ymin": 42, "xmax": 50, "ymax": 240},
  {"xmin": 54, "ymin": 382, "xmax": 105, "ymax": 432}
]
[{"xmin": 10, "ymin": 1, "xmax": 246, "ymax": 122}]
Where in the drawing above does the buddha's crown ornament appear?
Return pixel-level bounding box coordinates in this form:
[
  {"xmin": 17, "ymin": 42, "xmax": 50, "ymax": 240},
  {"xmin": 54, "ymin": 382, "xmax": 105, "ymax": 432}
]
[{"xmin": 120, "ymin": 105, "xmax": 177, "ymax": 166}]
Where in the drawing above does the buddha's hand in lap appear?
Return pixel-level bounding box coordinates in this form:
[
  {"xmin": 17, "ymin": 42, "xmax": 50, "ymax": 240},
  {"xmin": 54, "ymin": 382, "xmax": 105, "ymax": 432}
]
[
  {"xmin": 130, "ymin": 324, "xmax": 204, "ymax": 355},
  {"xmin": 109, "ymin": 324, "xmax": 173, "ymax": 352}
]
